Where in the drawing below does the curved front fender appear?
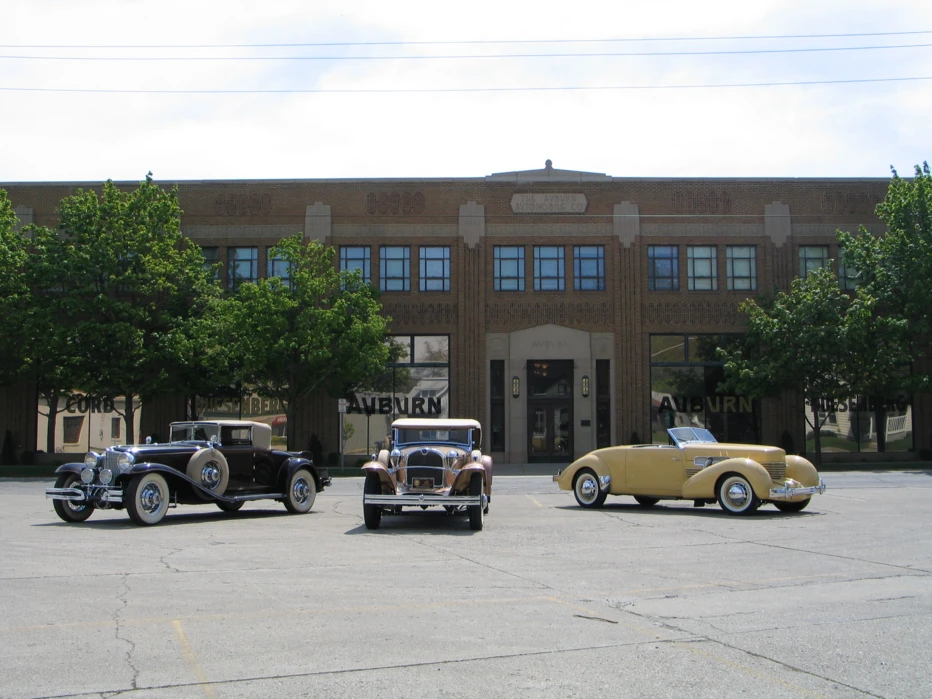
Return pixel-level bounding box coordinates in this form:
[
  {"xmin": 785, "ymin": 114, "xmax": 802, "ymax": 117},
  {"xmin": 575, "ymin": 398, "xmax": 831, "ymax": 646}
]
[
  {"xmin": 554, "ymin": 455, "xmax": 610, "ymax": 492},
  {"xmin": 785, "ymin": 455, "xmax": 820, "ymax": 487},
  {"xmin": 361, "ymin": 463, "xmax": 398, "ymax": 492},
  {"xmin": 54, "ymin": 463, "xmax": 85, "ymax": 476},
  {"xmin": 682, "ymin": 458, "xmax": 772, "ymax": 500}
]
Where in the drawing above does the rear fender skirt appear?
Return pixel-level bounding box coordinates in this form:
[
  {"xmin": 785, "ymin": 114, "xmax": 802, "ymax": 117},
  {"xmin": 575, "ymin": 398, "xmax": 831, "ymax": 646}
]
[
  {"xmin": 554, "ymin": 455, "xmax": 610, "ymax": 492},
  {"xmin": 682, "ymin": 458, "xmax": 773, "ymax": 500},
  {"xmin": 361, "ymin": 463, "xmax": 398, "ymax": 491}
]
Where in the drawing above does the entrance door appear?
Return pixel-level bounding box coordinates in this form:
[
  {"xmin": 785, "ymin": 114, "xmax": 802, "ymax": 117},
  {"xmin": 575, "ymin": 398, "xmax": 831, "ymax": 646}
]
[
  {"xmin": 528, "ymin": 403, "xmax": 572, "ymax": 461},
  {"xmin": 526, "ymin": 360, "xmax": 573, "ymax": 462}
]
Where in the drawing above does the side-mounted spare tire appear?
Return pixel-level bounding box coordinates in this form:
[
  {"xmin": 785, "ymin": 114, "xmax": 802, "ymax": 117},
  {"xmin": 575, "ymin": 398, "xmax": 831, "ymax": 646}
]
[{"xmin": 186, "ymin": 448, "xmax": 229, "ymax": 499}]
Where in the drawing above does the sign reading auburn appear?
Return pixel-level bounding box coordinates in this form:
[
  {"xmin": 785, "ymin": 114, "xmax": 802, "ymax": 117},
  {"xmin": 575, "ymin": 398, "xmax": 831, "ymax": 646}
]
[{"xmin": 511, "ymin": 193, "xmax": 588, "ymax": 214}]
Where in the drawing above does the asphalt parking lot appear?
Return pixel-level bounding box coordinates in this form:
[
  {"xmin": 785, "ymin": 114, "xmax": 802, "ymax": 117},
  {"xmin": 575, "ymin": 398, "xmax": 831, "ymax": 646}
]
[{"xmin": 2, "ymin": 471, "xmax": 931, "ymax": 699}]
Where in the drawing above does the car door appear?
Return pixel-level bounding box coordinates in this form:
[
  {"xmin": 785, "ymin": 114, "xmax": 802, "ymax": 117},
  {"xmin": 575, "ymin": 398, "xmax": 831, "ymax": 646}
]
[
  {"xmin": 624, "ymin": 446, "xmax": 685, "ymax": 496},
  {"xmin": 220, "ymin": 426, "xmax": 257, "ymax": 492}
]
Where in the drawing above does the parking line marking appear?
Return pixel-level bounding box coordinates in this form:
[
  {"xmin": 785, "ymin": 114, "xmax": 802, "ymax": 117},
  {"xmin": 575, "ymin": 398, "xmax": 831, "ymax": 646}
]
[
  {"xmin": 525, "ymin": 494, "xmax": 544, "ymax": 508},
  {"xmin": 173, "ymin": 619, "xmax": 216, "ymax": 699}
]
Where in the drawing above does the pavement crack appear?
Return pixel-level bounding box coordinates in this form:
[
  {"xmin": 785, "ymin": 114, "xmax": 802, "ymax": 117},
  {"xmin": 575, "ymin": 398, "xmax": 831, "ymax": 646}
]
[{"xmin": 112, "ymin": 573, "xmax": 140, "ymax": 691}]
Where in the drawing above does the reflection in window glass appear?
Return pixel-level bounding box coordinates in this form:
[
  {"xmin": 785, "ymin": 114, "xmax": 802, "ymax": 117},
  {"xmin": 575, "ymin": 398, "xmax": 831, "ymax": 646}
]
[
  {"xmin": 228, "ymin": 247, "xmax": 258, "ymax": 290},
  {"xmin": 419, "ymin": 247, "xmax": 450, "ymax": 291},
  {"xmin": 727, "ymin": 246, "xmax": 757, "ymax": 291},
  {"xmin": 687, "ymin": 246, "xmax": 717, "ymax": 290},
  {"xmin": 534, "ymin": 246, "xmax": 565, "ymax": 291},
  {"xmin": 380, "ymin": 246, "xmax": 410, "ymax": 291},
  {"xmin": 648, "ymin": 246, "xmax": 679, "ymax": 291},
  {"xmin": 494, "ymin": 246, "xmax": 525, "ymax": 291},
  {"xmin": 799, "ymin": 245, "xmax": 829, "ymax": 277},
  {"xmin": 413, "ymin": 335, "xmax": 449, "ymax": 363},
  {"xmin": 650, "ymin": 335, "xmax": 686, "ymax": 363},
  {"xmin": 340, "ymin": 246, "xmax": 371, "ymax": 284}
]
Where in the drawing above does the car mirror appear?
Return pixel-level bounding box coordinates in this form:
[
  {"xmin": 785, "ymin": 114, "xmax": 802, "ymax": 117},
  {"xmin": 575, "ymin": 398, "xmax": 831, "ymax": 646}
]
[{"xmin": 145, "ymin": 436, "xmax": 152, "ymax": 444}]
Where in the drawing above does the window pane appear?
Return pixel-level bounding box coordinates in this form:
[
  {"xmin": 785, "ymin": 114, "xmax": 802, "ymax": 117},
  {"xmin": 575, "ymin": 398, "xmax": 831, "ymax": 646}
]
[
  {"xmin": 340, "ymin": 246, "xmax": 371, "ymax": 283},
  {"xmin": 228, "ymin": 247, "xmax": 258, "ymax": 290},
  {"xmin": 419, "ymin": 246, "xmax": 450, "ymax": 291},
  {"xmin": 201, "ymin": 247, "xmax": 220, "ymax": 281},
  {"xmin": 799, "ymin": 245, "xmax": 829, "ymax": 277},
  {"xmin": 266, "ymin": 247, "xmax": 292, "ymax": 288},
  {"xmin": 574, "ymin": 245, "xmax": 605, "ymax": 290},
  {"xmin": 534, "ymin": 246, "xmax": 565, "ymax": 291},
  {"xmin": 650, "ymin": 335, "xmax": 686, "ymax": 363},
  {"xmin": 494, "ymin": 246, "xmax": 525, "ymax": 291},
  {"xmin": 687, "ymin": 246, "xmax": 717, "ymax": 291},
  {"xmin": 380, "ymin": 246, "xmax": 410, "ymax": 291},
  {"xmin": 648, "ymin": 246, "xmax": 679, "ymax": 291},
  {"xmin": 727, "ymin": 246, "xmax": 757, "ymax": 291}
]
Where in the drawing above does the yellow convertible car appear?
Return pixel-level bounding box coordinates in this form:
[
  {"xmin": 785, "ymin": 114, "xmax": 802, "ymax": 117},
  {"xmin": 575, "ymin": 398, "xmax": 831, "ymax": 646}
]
[{"xmin": 554, "ymin": 427, "xmax": 825, "ymax": 515}]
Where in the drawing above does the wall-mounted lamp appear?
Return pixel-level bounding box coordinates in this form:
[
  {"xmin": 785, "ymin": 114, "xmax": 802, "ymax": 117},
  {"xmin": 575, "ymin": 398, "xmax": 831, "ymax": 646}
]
[
  {"xmin": 581, "ymin": 375, "xmax": 590, "ymax": 398},
  {"xmin": 512, "ymin": 376, "xmax": 520, "ymax": 398}
]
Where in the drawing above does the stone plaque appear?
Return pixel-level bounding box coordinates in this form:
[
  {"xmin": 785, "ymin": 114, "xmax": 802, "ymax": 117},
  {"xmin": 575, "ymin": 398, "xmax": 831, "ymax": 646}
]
[{"xmin": 510, "ymin": 193, "xmax": 588, "ymax": 214}]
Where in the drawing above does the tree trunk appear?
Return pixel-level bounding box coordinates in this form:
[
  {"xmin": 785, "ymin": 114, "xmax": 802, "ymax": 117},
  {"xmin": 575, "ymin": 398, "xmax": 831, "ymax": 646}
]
[
  {"xmin": 44, "ymin": 391, "xmax": 60, "ymax": 454},
  {"xmin": 124, "ymin": 393, "xmax": 136, "ymax": 445},
  {"xmin": 874, "ymin": 400, "xmax": 887, "ymax": 453},
  {"xmin": 285, "ymin": 400, "xmax": 296, "ymax": 451},
  {"xmin": 810, "ymin": 404, "xmax": 823, "ymax": 467}
]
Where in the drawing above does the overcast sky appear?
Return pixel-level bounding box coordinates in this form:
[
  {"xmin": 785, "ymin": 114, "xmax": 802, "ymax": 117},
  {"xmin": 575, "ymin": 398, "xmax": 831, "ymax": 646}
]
[{"xmin": 2, "ymin": 0, "xmax": 931, "ymax": 183}]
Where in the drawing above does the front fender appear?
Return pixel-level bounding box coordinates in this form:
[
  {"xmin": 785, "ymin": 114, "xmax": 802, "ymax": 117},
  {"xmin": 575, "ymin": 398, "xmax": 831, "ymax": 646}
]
[
  {"xmin": 279, "ymin": 457, "xmax": 321, "ymax": 491},
  {"xmin": 361, "ymin": 462, "xmax": 398, "ymax": 492},
  {"xmin": 682, "ymin": 458, "xmax": 773, "ymax": 500},
  {"xmin": 54, "ymin": 463, "xmax": 85, "ymax": 476},
  {"xmin": 555, "ymin": 454, "xmax": 610, "ymax": 492},
  {"xmin": 451, "ymin": 464, "xmax": 487, "ymax": 493},
  {"xmin": 785, "ymin": 455, "xmax": 820, "ymax": 487}
]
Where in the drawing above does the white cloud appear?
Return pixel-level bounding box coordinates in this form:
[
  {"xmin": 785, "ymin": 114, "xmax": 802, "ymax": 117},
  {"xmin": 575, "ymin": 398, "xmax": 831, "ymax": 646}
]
[{"xmin": 2, "ymin": 0, "xmax": 931, "ymax": 181}]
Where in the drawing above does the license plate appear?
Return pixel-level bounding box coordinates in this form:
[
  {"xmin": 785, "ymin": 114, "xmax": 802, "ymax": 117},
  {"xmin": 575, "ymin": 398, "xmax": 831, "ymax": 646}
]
[{"xmin": 412, "ymin": 477, "xmax": 434, "ymax": 488}]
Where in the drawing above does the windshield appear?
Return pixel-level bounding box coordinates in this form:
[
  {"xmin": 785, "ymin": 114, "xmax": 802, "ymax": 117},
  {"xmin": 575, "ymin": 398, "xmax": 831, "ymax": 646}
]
[
  {"xmin": 667, "ymin": 427, "xmax": 718, "ymax": 447},
  {"xmin": 170, "ymin": 423, "xmax": 220, "ymax": 443},
  {"xmin": 394, "ymin": 428, "xmax": 473, "ymax": 448}
]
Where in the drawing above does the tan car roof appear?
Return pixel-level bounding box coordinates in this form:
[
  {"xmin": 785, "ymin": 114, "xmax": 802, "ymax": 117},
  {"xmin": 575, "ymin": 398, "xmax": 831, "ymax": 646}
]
[{"xmin": 391, "ymin": 418, "xmax": 482, "ymax": 431}]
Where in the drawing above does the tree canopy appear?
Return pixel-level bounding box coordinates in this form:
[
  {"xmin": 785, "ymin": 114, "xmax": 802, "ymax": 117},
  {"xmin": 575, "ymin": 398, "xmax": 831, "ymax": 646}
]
[
  {"xmin": 0, "ymin": 190, "xmax": 28, "ymax": 385},
  {"xmin": 225, "ymin": 234, "xmax": 395, "ymax": 450}
]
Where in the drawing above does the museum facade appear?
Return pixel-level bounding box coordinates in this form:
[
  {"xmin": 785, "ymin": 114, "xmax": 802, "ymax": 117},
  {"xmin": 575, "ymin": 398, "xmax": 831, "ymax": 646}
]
[{"xmin": 4, "ymin": 161, "xmax": 929, "ymax": 464}]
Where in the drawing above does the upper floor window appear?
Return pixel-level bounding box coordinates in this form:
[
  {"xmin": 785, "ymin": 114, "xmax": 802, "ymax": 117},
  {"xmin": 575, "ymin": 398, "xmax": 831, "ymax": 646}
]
[
  {"xmin": 267, "ymin": 247, "xmax": 292, "ymax": 289},
  {"xmin": 419, "ymin": 246, "xmax": 450, "ymax": 292},
  {"xmin": 228, "ymin": 246, "xmax": 258, "ymax": 290},
  {"xmin": 687, "ymin": 246, "xmax": 718, "ymax": 291},
  {"xmin": 799, "ymin": 245, "xmax": 829, "ymax": 278},
  {"xmin": 534, "ymin": 246, "xmax": 565, "ymax": 291},
  {"xmin": 839, "ymin": 248, "xmax": 859, "ymax": 290},
  {"xmin": 574, "ymin": 245, "xmax": 605, "ymax": 291},
  {"xmin": 339, "ymin": 246, "xmax": 370, "ymax": 284},
  {"xmin": 726, "ymin": 246, "xmax": 757, "ymax": 291},
  {"xmin": 648, "ymin": 245, "xmax": 679, "ymax": 291},
  {"xmin": 201, "ymin": 246, "xmax": 220, "ymax": 281},
  {"xmin": 380, "ymin": 246, "xmax": 410, "ymax": 291},
  {"xmin": 494, "ymin": 246, "xmax": 525, "ymax": 291}
]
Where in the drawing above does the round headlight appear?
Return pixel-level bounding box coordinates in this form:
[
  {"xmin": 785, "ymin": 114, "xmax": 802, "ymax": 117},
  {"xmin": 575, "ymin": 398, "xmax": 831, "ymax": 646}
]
[
  {"xmin": 390, "ymin": 448, "xmax": 402, "ymax": 468},
  {"xmin": 117, "ymin": 452, "xmax": 135, "ymax": 472},
  {"xmin": 98, "ymin": 468, "xmax": 113, "ymax": 485},
  {"xmin": 471, "ymin": 449, "xmax": 482, "ymax": 462},
  {"xmin": 80, "ymin": 468, "xmax": 95, "ymax": 484},
  {"xmin": 84, "ymin": 451, "xmax": 100, "ymax": 468}
]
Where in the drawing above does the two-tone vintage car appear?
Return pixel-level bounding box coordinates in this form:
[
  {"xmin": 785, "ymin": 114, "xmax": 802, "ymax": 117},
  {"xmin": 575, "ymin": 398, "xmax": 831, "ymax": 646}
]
[
  {"xmin": 46, "ymin": 420, "xmax": 331, "ymax": 526},
  {"xmin": 554, "ymin": 426, "xmax": 825, "ymax": 515},
  {"xmin": 361, "ymin": 418, "xmax": 492, "ymax": 530}
]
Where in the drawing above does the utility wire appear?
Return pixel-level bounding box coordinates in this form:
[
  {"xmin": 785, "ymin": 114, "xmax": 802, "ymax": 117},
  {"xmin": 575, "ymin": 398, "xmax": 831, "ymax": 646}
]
[
  {"xmin": 3, "ymin": 42, "xmax": 931, "ymax": 61},
  {"xmin": 2, "ymin": 76, "xmax": 929, "ymax": 95},
  {"xmin": 1, "ymin": 29, "xmax": 930, "ymax": 49}
]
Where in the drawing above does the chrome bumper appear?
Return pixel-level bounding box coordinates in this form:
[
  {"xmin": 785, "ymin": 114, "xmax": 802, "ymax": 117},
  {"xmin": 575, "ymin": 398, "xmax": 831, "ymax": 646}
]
[
  {"xmin": 364, "ymin": 493, "xmax": 484, "ymax": 507},
  {"xmin": 769, "ymin": 478, "xmax": 826, "ymax": 500},
  {"xmin": 46, "ymin": 486, "xmax": 123, "ymax": 505}
]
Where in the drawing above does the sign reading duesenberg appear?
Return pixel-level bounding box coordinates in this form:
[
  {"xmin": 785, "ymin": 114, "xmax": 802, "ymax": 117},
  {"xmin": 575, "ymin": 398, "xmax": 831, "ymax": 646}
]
[{"xmin": 511, "ymin": 193, "xmax": 588, "ymax": 214}]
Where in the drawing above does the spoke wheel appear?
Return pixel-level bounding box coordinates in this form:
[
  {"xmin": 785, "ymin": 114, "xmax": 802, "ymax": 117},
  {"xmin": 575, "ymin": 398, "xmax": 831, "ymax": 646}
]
[
  {"xmin": 363, "ymin": 473, "xmax": 382, "ymax": 530},
  {"xmin": 284, "ymin": 468, "xmax": 316, "ymax": 513},
  {"xmin": 52, "ymin": 473, "xmax": 94, "ymax": 523},
  {"xmin": 126, "ymin": 473, "xmax": 170, "ymax": 526},
  {"xmin": 717, "ymin": 474, "xmax": 760, "ymax": 515},
  {"xmin": 573, "ymin": 468, "xmax": 607, "ymax": 509}
]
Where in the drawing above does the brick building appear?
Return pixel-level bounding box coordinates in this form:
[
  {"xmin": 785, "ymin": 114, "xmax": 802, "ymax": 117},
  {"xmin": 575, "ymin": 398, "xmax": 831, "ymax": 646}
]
[{"xmin": 3, "ymin": 161, "xmax": 928, "ymax": 463}]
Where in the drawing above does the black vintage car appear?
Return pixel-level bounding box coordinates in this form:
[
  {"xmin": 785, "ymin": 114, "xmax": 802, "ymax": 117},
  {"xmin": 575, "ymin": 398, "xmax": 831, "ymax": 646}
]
[{"xmin": 46, "ymin": 420, "xmax": 331, "ymax": 526}]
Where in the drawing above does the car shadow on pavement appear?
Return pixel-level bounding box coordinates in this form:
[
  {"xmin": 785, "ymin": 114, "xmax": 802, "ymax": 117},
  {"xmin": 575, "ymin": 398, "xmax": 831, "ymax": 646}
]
[
  {"xmin": 554, "ymin": 503, "xmax": 823, "ymax": 519},
  {"xmin": 34, "ymin": 508, "xmax": 324, "ymax": 529},
  {"xmin": 345, "ymin": 509, "xmax": 483, "ymax": 535}
]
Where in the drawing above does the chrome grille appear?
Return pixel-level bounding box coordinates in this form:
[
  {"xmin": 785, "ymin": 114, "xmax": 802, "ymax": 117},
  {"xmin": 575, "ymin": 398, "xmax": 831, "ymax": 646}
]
[
  {"xmin": 103, "ymin": 450, "xmax": 122, "ymax": 471},
  {"xmin": 761, "ymin": 462, "xmax": 786, "ymax": 481},
  {"xmin": 405, "ymin": 450, "xmax": 444, "ymax": 488}
]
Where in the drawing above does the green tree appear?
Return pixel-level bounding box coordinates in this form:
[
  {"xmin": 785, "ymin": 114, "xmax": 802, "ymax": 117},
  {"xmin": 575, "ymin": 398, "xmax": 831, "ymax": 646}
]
[
  {"xmin": 0, "ymin": 190, "xmax": 28, "ymax": 385},
  {"xmin": 840, "ymin": 161, "xmax": 932, "ymax": 389},
  {"xmin": 719, "ymin": 268, "xmax": 853, "ymax": 465},
  {"xmin": 227, "ymin": 235, "xmax": 394, "ymax": 450},
  {"xmin": 49, "ymin": 175, "xmax": 220, "ymax": 445}
]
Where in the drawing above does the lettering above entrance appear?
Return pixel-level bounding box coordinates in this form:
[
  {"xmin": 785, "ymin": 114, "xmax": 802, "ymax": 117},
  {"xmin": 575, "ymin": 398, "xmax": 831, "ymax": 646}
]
[{"xmin": 511, "ymin": 193, "xmax": 588, "ymax": 214}]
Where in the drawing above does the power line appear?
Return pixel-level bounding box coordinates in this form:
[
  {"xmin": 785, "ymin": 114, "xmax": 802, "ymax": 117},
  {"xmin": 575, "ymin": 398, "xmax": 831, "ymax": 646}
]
[
  {"xmin": 1, "ymin": 29, "xmax": 930, "ymax": 49},
  {"xmin": 3, "ymin": 42, "xmax": 931, "ymax": 61},
  {"xmin": 1, "ymin": 76, "xmax": 929, "ymax": 95}
]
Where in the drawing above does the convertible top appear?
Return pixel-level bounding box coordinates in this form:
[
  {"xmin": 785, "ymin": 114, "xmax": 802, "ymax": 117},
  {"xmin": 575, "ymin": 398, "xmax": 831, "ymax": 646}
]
[{"xmin": 391, "ymin": 418, "xmax": 482, "ymax": 431}]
